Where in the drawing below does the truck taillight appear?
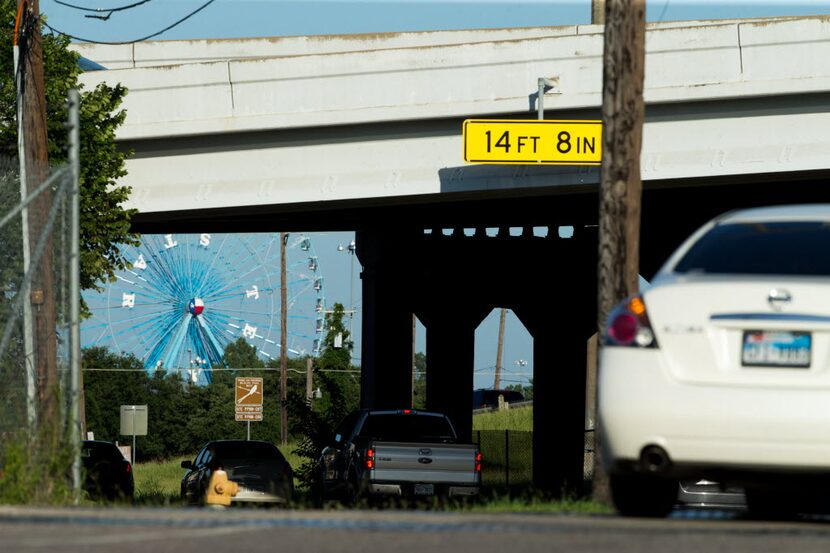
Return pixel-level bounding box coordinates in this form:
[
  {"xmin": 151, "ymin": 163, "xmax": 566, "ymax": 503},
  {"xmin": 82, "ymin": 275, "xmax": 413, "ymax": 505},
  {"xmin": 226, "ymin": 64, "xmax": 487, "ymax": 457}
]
[
  {"xmin": 475, "ymin": 452, "xmax": 482, "ymax": 472},
  {"xmin": 366, "ymin": 448, "xmax": 375, "ymax": 470}
]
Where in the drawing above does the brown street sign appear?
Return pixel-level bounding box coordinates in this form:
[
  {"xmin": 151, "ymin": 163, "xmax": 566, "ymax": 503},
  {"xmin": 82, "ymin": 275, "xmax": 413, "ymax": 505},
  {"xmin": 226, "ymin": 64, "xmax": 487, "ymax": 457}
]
[{"xmin": 235, "ymin": 377, "xmax": 263, "ymax": 422}]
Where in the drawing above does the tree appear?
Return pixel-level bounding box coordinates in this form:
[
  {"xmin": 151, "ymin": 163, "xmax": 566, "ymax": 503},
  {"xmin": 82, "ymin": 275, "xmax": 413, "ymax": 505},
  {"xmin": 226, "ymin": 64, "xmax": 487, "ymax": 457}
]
[
  {"xmin": 1, "ymin": 1, "xmax": 138, "ymax": 314},
  {"xmin": 82, "ymin": 347, "xmax": 149, "ymax": 445},
  {"xmin": 413, "ymin": 351, "xmax": 426, "ymax": 409},
  {"xmin": 290, "ymin": 303, "xmax": 360, "ymax": 487},
  {"xmin": 314, "ymin": 303, "xmax": 360, "ymax": 423},
  {"xmin": 505, "ymin": 379, "xmax": 533, "ymax": 401},
  {"xmin": 220, "ymin": 337, "xmax": 263, "ymax": 371},
  {"xmin": 315, "ymin": 303, "xmax": 353, "ymax": 372}
]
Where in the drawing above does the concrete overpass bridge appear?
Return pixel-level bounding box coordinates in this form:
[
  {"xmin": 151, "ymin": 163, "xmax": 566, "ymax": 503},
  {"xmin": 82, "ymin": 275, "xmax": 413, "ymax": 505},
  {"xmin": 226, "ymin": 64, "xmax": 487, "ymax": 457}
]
[{"xmin": 76, "ymin": 16, "xmax": 830, "ymax": 494}]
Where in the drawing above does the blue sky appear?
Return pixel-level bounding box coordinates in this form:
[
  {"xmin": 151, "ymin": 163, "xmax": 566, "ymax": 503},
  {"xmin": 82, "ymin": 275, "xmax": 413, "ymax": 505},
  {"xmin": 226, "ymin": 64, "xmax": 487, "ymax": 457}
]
[
  {"xmin": 43, "ymin": 1, "xmax": 830, "ymax": 43},
  {"xmin": 57, "ymin": 0, "xmax": 828, "ymax": 390}
]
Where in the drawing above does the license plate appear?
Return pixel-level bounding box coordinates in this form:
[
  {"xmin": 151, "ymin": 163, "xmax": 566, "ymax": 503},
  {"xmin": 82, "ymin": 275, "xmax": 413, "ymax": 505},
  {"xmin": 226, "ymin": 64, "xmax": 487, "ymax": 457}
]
[
  {"xmin": 742, "ymin": 330, "xmax": 811, "ymax": 368},
  {"xmin": 414, "ymin": 483, "xmax": 434, "ymax": 496}
]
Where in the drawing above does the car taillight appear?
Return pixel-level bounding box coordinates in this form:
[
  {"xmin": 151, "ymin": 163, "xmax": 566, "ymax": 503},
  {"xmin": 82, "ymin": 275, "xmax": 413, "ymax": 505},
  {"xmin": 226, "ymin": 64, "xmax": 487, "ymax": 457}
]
[
  {"xmin": 475, "ymin": 452, "xmax": 482, "ymax": 473},
  {"xmin": 365, "ymin": 448, "xmax": 375, "ymax": 470},
  {"xmin": 125, "ymin": 462, "xmax": 132, "ymax": 474},
  {"xmin": 606, "ymin": 294, "xmax": 658, "ymax": 348}
]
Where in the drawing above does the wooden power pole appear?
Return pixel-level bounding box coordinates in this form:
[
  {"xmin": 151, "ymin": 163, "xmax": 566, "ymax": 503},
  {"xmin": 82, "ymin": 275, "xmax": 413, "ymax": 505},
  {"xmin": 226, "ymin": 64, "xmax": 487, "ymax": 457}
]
[
  {"xmin": 591, "ymin": 0, "xmax": 605, "ymax": 24},
  {"xmin": 493, "ymin": 308, "xmax": 506, "ymax": 390},
  {"xmin": 595, "ymin": 0, "xmax": 647, "ymax": 503},
  {"xmin": 280, "ymin": 232, "xmax": 288, "ymax": 446},
  {"xmin": 18, "ymin": 0, "xmax": 58, "ymax": 429}
]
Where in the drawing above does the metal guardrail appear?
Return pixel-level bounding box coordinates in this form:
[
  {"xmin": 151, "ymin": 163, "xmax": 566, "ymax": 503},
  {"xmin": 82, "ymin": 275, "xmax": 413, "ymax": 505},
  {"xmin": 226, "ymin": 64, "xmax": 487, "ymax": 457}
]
[{"xmin": 472, "ymin": 399, "xmax": 533, "ymax": 414}]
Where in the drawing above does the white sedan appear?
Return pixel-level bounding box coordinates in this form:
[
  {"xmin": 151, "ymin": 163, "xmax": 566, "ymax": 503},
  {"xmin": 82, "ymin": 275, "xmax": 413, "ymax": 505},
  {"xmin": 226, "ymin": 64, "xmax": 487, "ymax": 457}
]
[{"xmin": 599, "ymin": 203, "xmax": 830, "ymax": 518}]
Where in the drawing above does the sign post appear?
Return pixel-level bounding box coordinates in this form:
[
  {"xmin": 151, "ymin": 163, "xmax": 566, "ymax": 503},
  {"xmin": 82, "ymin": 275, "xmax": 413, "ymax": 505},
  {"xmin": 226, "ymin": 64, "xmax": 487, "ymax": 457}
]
[
  {"xmin": 119, "ymin": 405, "xmax": 148, "ymax": 466},
  {"xmin": 235, "ymin": 377, "xmax": 263, "ymax": 440},
  {"xmin": 463, "ymin": 119, "xmax": 602, "ymax": 166}
]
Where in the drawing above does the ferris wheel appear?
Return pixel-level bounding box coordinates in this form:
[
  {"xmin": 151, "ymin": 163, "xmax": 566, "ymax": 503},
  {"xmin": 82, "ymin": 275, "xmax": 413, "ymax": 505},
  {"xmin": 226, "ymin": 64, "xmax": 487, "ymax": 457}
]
[{"xmin": 81, "ymin": 232, "xmax": 326, "ymax": 384}]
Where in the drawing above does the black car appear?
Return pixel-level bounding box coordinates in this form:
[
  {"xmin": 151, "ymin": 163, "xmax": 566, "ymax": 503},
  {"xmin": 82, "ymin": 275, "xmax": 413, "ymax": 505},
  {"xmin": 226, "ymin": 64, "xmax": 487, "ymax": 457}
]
[
  {"xmin": 181, "ymin": 440, "xmax": 293, "ymax": 506},
  {"xmin": 81, "ymin": 440, "xmax": 134, "ymax": 501}
]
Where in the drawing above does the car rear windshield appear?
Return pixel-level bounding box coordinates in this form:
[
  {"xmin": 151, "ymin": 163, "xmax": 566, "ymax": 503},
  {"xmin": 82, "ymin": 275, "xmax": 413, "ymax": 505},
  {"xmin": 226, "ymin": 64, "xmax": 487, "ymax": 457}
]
[
  {"xmin": 674, "ymin": 222, "xmax": 830, "ymax": 276},
  {"xmin": 213, "ymin": 442, "xmax": 284, "ymax": 461},
  {"xmin": 357, "ymin": 414, "xmax": 457, "ymax": 443},
  {"xmin": 81, "ymin": 442, "xmax": 123, "ymax": 463}
]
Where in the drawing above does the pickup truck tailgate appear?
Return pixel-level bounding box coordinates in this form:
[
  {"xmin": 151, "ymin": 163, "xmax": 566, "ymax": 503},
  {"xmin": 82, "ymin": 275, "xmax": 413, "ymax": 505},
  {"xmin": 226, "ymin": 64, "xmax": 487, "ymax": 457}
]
[{"xmin": 371, "ymin": 442, "xmax": 479, "ymax": 485}]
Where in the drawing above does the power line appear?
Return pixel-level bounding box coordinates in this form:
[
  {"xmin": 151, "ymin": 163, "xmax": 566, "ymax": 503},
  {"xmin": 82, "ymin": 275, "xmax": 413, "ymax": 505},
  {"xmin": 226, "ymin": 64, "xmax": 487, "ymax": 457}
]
[
  {"xmin": 76, "ymin": 367, "xmax": 362, "ymax": 374},
  {"xmin": 43, "ymin": 0, "xmax": 216, "ymax": 44},
  {"xmin": 54, "ymin": 0, "xmax": 153, "ymax": 20},
  {"xmin": 657, "ymin": 0, "xmax": 671, "ymax": 23}
]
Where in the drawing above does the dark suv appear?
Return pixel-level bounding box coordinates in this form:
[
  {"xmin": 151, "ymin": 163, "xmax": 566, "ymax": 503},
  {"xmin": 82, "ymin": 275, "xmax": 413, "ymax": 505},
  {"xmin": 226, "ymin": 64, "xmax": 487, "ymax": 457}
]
[
  {"xmin": 472, "ymin": 389, "xmax": 524, "ymax": 409},
  {"xmin": 81, "ymin": 440, "xmax": 134, "ymax": 501}
]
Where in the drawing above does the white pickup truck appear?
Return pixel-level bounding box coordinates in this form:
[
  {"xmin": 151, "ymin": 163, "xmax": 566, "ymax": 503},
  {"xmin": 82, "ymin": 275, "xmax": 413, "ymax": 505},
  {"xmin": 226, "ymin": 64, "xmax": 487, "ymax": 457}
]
[{"xmin": 316, "ymin": 409, "xmax": 481, "ymax": 503}]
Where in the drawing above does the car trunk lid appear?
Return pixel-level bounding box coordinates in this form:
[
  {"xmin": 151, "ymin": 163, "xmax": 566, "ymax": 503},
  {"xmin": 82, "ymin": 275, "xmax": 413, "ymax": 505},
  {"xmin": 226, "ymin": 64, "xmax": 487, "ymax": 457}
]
[{"xmin": 646, "ymin": 277, "xmax": 830, "ymax": 387}]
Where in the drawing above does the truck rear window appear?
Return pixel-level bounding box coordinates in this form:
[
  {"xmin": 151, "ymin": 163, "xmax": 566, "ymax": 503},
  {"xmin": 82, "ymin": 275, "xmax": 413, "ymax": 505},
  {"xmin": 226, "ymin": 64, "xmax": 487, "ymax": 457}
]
[{"xmin": 358, "ymin": 414, "xmax": 456, "ymax": 443}]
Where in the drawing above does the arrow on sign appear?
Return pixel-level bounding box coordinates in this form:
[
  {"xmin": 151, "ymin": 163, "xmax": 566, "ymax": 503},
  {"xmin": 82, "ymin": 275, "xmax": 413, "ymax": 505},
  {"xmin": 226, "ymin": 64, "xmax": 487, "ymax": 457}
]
[{"xmin": 237, "ymin": 384, "xmax": 260, "ymax": 404}]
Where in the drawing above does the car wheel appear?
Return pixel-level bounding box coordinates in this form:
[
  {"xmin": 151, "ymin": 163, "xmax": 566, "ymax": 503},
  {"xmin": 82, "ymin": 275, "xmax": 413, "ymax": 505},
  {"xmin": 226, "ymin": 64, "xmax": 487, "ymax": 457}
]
[
  {"xmin": 311, "ymin": 468, "xmax": 327, "ymax": 505},
  {"xmin": 610, "ymin": 474, "xmax": 677, "ymax": 518},
  {"xmin": 342, "ymin": 476, "xmax": 358, "ymax": 507},
  {"xmin": 343, "ymin": 469, "xmax": 370, "ymax": 508}
]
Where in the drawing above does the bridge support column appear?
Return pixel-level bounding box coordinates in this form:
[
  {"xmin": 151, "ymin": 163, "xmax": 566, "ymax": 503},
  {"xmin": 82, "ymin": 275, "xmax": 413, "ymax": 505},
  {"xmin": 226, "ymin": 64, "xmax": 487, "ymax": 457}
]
[
  {"xmin": 513, "ymin": 309, "xmax": 589, "ymax": 497},
  {"xmin": 357, "ymin": 230, "xmax": 412, "ymax": 409},
  {"xmin": 423, "ymin": 316, "xmax": 477, "ymax": 442},
  {"xmin": 514, "ymin": 233, "xmax": 596, "ymax": 497}
]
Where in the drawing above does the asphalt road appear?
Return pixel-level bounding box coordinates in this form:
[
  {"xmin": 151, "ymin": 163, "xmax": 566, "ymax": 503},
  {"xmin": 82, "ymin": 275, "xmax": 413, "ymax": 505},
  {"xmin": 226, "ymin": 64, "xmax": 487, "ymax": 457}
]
[{"xmin": 2, "ymin": 507, "xmax": 830, "ymax": 553}]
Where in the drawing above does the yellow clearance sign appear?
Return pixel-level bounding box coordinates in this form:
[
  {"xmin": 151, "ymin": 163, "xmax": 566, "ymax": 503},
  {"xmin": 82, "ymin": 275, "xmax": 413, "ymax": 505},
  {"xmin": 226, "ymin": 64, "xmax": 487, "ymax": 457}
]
[{"xmin": 463, "ymin": 119, "xmax": 603, "ymax": 165}]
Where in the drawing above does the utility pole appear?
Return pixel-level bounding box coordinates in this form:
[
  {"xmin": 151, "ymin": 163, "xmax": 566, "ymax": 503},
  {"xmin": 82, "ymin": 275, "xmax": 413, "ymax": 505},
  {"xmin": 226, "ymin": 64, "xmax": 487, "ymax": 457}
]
[
  {"xmin": 67, "ymin": 88, "xmax": 81, "ymax": 503},
  {"xmin": 305, "ymin": 357, "xmax": 313, "ymax": 404},
  {"xmin": 280, "ymin": 232, "xmax": 288, "ymax": 446},
  {"xmin": 591, "ymin": 0, "xmax": 605, "ymax": 24},
  {"xmin": 595, "ymin": 0, "xmax": 647, "ymax": 504},
  {"xmin": 17, "ymin": 0, "xmax": 58, "ymax": 429},
  {"xmin": 493, "ymin": 308, "xmax": 506, "ymax": 390},
  {"xmin": 14, "ymin": 0, "xmax": 36, "ymax": 429}
]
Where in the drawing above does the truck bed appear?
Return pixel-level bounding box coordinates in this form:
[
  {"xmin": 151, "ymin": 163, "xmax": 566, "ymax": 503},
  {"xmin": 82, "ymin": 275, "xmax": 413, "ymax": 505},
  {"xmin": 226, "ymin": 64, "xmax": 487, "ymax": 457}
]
[{"xmin": 367, "ymin": 441, "xmax": 480, "ymax": 496}]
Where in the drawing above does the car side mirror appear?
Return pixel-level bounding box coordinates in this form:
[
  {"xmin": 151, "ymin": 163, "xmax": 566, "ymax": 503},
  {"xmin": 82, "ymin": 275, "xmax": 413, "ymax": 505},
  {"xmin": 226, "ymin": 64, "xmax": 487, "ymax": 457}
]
[{"xmin": 181, "ymin": 460, "xmax": 193, "ymax": 470}]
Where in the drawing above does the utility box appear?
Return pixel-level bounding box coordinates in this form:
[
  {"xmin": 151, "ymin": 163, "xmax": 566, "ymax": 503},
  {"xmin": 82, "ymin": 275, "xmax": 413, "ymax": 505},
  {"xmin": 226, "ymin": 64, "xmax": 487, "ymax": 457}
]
[{"xmin": 120, "ymin": 405, "xmax": 148, "ymax": 436}]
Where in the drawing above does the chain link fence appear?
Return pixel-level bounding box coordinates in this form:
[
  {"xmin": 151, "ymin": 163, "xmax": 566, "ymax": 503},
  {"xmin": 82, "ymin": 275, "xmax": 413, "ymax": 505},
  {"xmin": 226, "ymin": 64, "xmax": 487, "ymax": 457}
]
[
  {"xmin": 0, "ymin": 153, "xmax": 75, "ymax": 482},
  {"xmin": 475, "ymin": 429, "xmax": 596, "ymax": 495}
]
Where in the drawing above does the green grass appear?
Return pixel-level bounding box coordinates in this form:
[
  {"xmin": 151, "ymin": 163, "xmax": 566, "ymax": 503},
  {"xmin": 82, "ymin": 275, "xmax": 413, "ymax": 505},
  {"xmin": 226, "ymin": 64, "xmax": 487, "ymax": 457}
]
[
  {"xmin": 472, "ymin": 405, "xmax": 532, "ymax": 431},
  {"xmin": 133, "ymin": 455, "xmax": 189, "ymax": 506},
  {"xmin": 457, "ymin": 494, "xmax": 611, "ymax": 514}
]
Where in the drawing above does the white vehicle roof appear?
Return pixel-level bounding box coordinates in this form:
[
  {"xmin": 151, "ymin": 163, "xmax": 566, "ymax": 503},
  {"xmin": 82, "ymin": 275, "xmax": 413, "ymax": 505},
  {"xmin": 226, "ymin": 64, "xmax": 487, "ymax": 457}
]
[{"xmin": 715, "ymin": 204, "xmax": 830, "ymax": 224}]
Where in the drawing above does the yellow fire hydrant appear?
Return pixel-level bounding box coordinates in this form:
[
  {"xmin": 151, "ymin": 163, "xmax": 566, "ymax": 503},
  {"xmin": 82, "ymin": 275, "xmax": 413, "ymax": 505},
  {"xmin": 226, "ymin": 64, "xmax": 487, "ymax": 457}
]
[{"xmin": 205, "ymin": 469, "xmax": 239, "ymax": 507}]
